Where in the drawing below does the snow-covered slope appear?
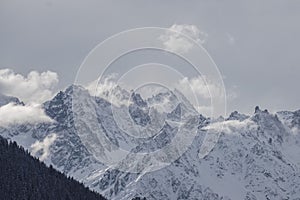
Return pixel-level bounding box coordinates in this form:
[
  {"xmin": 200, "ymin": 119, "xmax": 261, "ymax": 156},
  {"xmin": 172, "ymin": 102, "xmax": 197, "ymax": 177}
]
[{"xmin": 1, "ymin": 87, "xmax": 300, "ymax": 200}]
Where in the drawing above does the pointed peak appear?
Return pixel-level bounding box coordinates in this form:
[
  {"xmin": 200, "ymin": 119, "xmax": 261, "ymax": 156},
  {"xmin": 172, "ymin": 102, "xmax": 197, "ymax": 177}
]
[
  {"xmin": 130, "ymin": 92, "xmax": 147, "ymax": 107},
  {"xmin": 254, "ymin": 106, "xmax": 269, "ymax": 115},
  {"xmin": 198, "ymin": 114, "xmax": 207, "ymax": 123},
  {"xmin": 65, "ymin": 84, "xmax": 86, "ymax": 95},
  {"xmin": 172, "ymin": 89, "xmax": 198, "ymax": 114},
  {"xmin": 45, "ymin": 84, "xmax": 90, "ymax": 106},
  {"xmin": 263, "ymin": 109, "xmax": 269, "ymax": 113},
  {"xmin": 254, "ymin": 106, "xmax": 261, "ymax": 113},
  {"xmin": 227, "ymin": 111, "xmax": 249, "ymax": 121},
  {"xmin": 167, "ymin": 103, "xmax": 182, "ymax": 121}
]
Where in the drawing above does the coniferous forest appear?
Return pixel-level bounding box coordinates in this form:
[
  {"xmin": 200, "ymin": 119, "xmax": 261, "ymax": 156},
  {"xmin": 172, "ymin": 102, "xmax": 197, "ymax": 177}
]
[{"xmin": 0, "ymin": 136, "xmax": 106, "ymax": 200}]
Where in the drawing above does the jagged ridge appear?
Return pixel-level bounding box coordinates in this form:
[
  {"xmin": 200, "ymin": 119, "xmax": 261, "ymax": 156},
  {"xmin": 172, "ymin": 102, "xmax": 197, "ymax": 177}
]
[{"xmin": 1, "ymin": 86, "xmax": 300, "ymax": 200}]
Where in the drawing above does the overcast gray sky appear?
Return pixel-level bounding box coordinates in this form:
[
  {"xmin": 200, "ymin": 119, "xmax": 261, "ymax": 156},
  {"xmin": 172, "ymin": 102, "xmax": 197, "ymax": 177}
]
[{"xmin": 0, "ymin": 0, "xmax": 300, "ymax": 115}]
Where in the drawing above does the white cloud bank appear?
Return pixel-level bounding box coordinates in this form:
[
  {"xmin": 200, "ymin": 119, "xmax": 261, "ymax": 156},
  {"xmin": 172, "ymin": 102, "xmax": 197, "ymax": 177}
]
[
  {"xmin": 176, "ymin": 76, "xmax": 223, "ymax": 99},
  {"xmin": 175, "ymin": 75, "xmax": 237, "ymax": 116},
  {"xmin": 0, "ymin": 69, "xmax": 59, "ymax": 104},
  {"xmin": 0, "ymin": 103, "xmax": 53, "ymax": 127},
  {"xmin": 31, "ymin": 133, "xmax": 57, "ymax": 161},
  {"xmin": 175, "ymin": 76, "xmax": 224, "ymax": 114},
  {"xmin": 160, "ymin": 24, "xmax": 208, "ymax": 54}
]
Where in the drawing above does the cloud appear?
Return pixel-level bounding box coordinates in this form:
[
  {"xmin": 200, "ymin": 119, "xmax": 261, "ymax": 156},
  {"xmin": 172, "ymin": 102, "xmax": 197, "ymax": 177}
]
[
  {"xmin": 196, "ymin": 106, "xmax": 212, "ymax": 116},
  {"xmin": 203, "ymin": 119, "xmax": 257, "ymax": 134},
  {"xmin": 159, "ymin": 24, "xmax": 208, "ymax": 54},
  {"xmin": 31, "ymin": 133, "xmax": 57, "ymax": 161},
  {"xmin": 176, "ymin": 76, "xmax": 223, "ymax": 99},
  {"xmin": 175, "ymin": 75, "xmax": 237, "ymax": 116},
  {"xmin": 0, "ymin": 103, "xmax": 53, "ymax": 127},
  {"xmin": 85, "ymin": 74, "xmax": 131, "ymax": 107},
  {"xmin": 0, "ymin": 69, "xmax": 59, "ymax": 104}
]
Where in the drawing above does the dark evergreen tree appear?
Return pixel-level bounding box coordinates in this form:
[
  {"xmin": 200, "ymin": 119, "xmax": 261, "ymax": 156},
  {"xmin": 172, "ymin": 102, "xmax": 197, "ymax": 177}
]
[
  {"xmin": 132, "ymin": 197, "xmax": 146, "ymax": 200},
  {"xmin": 0, "ymin": 136, "xmax": 106, "ymax": 200}
]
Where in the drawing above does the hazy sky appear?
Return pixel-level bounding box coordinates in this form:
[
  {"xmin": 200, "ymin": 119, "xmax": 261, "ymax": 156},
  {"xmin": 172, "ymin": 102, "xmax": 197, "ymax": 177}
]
[{"xmin": 0, "ymin": 0, "xmax": 300, "ymax": 115}]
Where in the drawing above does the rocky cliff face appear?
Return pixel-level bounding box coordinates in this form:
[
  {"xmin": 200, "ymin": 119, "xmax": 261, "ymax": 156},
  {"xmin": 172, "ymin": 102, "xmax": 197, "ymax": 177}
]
[{"xmin": 1, "ymin": 86, "xmax": 300, "ymax": 200}]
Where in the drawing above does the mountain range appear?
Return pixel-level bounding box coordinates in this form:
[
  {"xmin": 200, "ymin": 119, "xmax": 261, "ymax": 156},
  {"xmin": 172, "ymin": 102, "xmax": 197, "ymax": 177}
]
[{"xmin": 1, "ymin": 85, "xmax": 300, "ymax": 200}]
